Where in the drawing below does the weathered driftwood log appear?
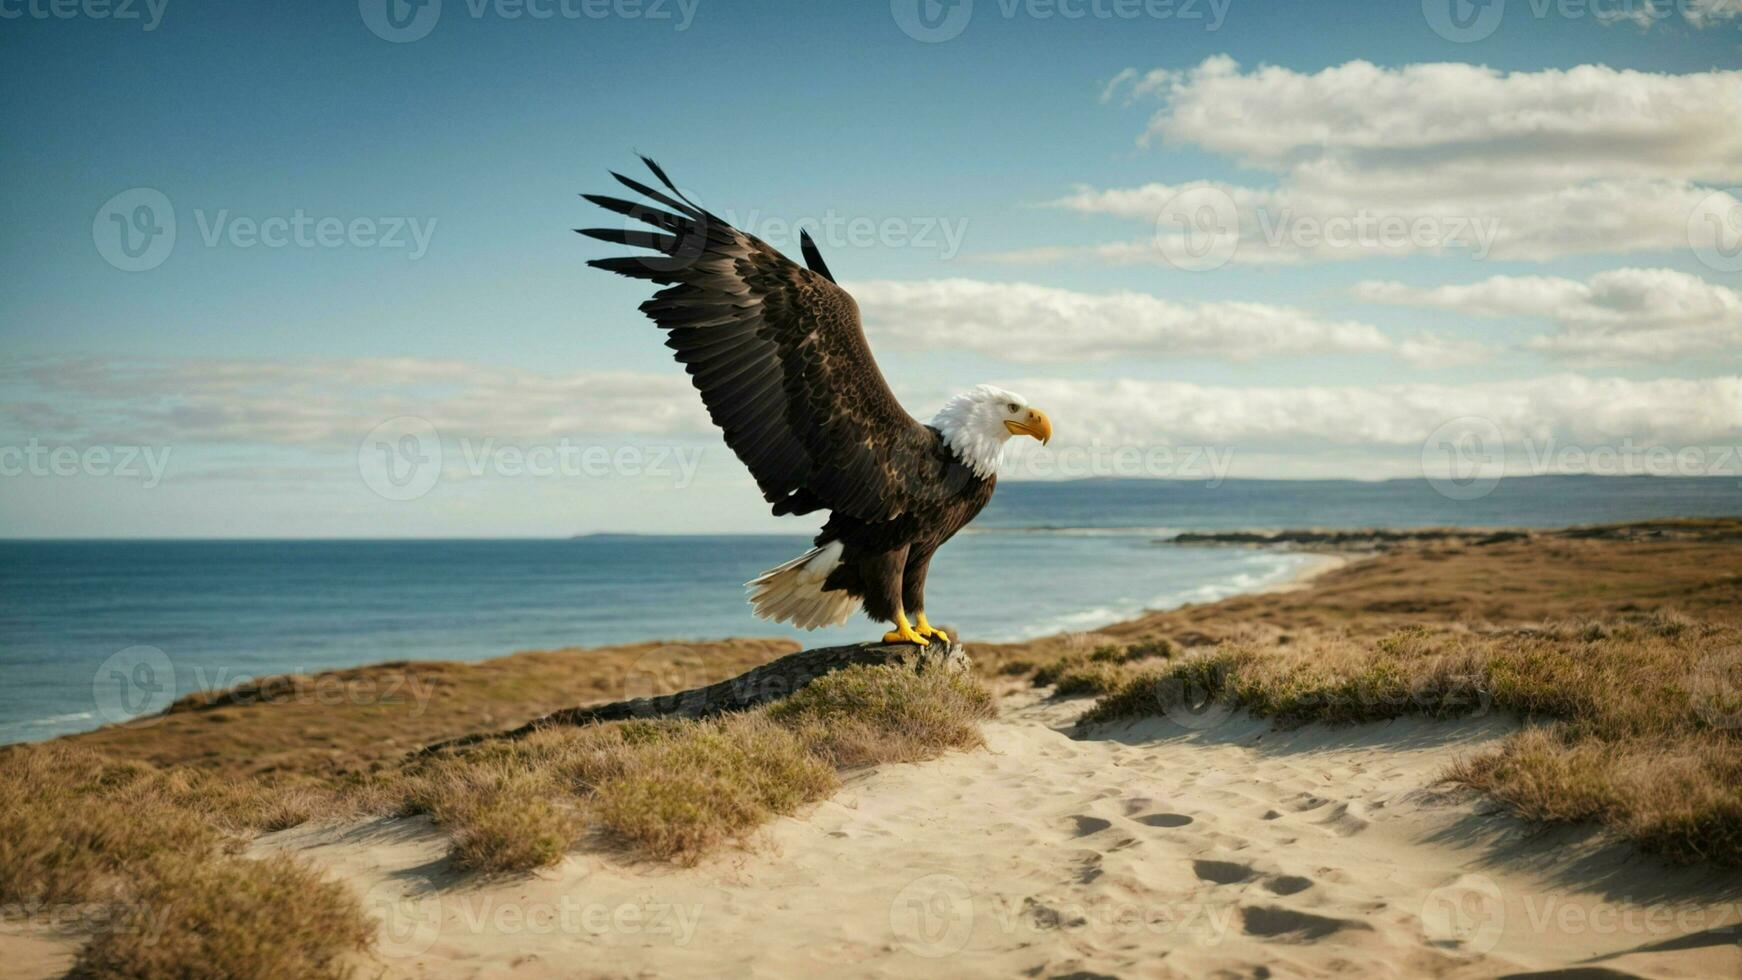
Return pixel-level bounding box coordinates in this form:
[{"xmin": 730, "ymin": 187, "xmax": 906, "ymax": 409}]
[{"xmin": 416, "ymin": 639, "xmax": 968, "ymax": 756}]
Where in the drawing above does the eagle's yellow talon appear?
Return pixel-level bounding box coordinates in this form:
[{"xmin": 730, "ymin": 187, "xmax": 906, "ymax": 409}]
[
  {"xmin": 883, "ymin": 611, "xmax": 929, "ymax": 646},
  {"xmin": 913, "ymin": 613, "xmax": 950, "ymax": 644}
]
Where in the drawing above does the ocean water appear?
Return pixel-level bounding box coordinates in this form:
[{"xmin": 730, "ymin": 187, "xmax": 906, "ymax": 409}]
[{"xmin": 3, "ymin": 475, "xmax": 1739, "ymax": 745}]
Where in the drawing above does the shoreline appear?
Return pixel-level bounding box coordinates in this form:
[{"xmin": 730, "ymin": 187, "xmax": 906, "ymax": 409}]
[
  {"xmin": 1251, "ymin": 549, "xmax": 1348, "ymax": 595},
  {"xmin": 0, "ymin": 536, "xmax": 1318, "ymax": 748}
]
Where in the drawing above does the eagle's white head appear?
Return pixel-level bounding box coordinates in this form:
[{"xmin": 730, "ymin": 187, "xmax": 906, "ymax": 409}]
[{"xmin": 930, "ymin": 384, "xmax": 1053, "ymax": 478}]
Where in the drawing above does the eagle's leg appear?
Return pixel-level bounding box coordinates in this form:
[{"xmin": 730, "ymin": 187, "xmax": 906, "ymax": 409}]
[
  {"xmin": 913, "ymin": 612, "xmax": 950, "ymax": 644},
  {"xmin": 902, "ymin": 548, "xmax": 947, "ymax": 642},
  {"xmin": 882, "ymin": 609, "xmax": 930, "ymax": 646}
]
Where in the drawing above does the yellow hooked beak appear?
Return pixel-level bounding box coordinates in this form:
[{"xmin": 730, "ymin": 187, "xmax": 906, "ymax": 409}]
[{"xmin": 1003, "ymin": 408, "xmax": 1052, "ymax": 445}]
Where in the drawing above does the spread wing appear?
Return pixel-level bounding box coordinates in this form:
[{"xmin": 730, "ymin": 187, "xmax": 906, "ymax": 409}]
[{"xmin": 581, "ymin": 158, "xmax": 938, "ymax": 522}]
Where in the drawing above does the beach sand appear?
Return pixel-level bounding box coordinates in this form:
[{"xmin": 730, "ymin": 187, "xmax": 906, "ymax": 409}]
[{"xmin": 248, "ymin": 683, "xmax": 1738, "ymax": 979}]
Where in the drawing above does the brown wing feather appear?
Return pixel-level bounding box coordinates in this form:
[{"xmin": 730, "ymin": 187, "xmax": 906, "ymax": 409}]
[{"xmin": 581, "ymin": 159, "xmax": 937, "ymax": 522}]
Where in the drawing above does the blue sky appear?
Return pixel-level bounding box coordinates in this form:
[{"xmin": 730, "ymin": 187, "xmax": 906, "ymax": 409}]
[{"xmin": 1, "ymin": 0, "xmax": 1739, "ymax": 535}]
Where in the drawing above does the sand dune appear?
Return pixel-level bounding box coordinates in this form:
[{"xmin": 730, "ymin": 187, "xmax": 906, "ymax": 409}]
[{"xmin": 258, "ymin": 688, "xmax": 1742, "ymax": 978}]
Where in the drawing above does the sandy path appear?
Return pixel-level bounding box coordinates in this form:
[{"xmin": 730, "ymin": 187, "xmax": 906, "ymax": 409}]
[{"xmin": 251, "ymin": 690, "xmax": 1741, "ymax": 979}]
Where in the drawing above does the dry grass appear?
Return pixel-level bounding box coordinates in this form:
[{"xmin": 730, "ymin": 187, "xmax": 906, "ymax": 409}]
[
  {"xmin": 766, "ymin": 662, "xmax": 997, "ymax": 766},
  {"xmin": 405, "ymin": 665, "xmax": 996, "ymax": 868},
  {"xmin": 73, "ymin": 853, "xmax": 371, "ymax": 980},
  {"xmin": 56, "ymin": 638, "xmax": 799, "ymax": 779},
  {"xmin": 1026, "ymin": 638, "xmax": 1180, "ymax": 697},
  {"xmin": 1081, "ymin": 615, "xmax": 1742, "ymax": 864},
  {"xmin": 0, "ymin": 745, "xmax": 373, "ymax": 979},
  {"xmin": 970, "ymin": 518, "xmax": 1742, "ymax": 677},
  {"xmin": 592, "ymin": 716, "xmax": 839, "ymax": 862},
  {"xmin": 0, "ymin": 664, "xmax": 998, "ymax": 972}
]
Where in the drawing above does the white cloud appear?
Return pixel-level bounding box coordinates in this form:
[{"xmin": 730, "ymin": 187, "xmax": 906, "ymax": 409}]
[
  {"xmin": 1036, "ymin": 58, "xmax": 1742, "ymax": 265},
  {"xmin": 1028, "ymin": 178, "xmax": 1723, "ymax": 265},
  {"xmin": 1006, "ymin": 374, "xmax": 1742, "ymax": 479},
  {"xmin": 851, "ymin": 278, "xmax": 1472, "ymax": 364},
  {"xmin": 0, "ymin": 356, "xmax": 708, "ymax": 448},
  {"xmin": 4, "ymin": 358, "xmax": 1738, "ymax": 487},
  {"xmin": 1681, "ymin": 0, "xmax": 1742, "ymax": 28},
  {"xmin": 1117, "ymin": 58, "xmax": 1741, "ymax": 184},
  {"xmin": 1354, "ymin": 267, "xmax": 1742, "ymax": 362}
]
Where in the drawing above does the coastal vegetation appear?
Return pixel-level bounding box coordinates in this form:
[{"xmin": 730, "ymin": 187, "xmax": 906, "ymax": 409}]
[
  {"xmin": 0, "ymin": 664, "xmax": 995, "ymax": 977},
  {"xmin": 3, "ymin": 519, "xmax": 1739, "ymax": 975}
]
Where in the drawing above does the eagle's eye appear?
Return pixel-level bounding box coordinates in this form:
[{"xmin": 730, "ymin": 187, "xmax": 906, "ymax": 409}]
[{"xmin": 1005, "ymin": 402, "xmax": 1019, "ymax": 413}]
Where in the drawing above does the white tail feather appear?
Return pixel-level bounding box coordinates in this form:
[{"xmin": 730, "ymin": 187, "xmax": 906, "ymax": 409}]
[{"xmin": 745, "ymin": 541, "xmax": 858, "ymax": 630}]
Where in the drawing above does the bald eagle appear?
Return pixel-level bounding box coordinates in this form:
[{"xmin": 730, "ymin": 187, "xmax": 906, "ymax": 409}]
[{"xmin": 581, "ymin": 158, "xmax": 1052, "ymax": 646}]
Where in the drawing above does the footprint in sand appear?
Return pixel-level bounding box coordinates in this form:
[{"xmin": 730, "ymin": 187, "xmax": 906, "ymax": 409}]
[
  {"xmin": 1263, "ymin": 874, "xmax": 1314, "ymax": 896},
  {"xmin": 1192, "ymin": 859, "xmax": 1257, "ymax": 885},
  {"xmin": 1070, "ymin": 815, "xmax": 1112, "ymax": 836},
  {"xmin": 1240, "ymin": 905, "xmax": 1372, "ymax": 942},
  {"xmin": 1076, "ymin": 853, "xmax": 1105, "ymax": 884},
  {"xmin": 1133, "ymin": 812, "xmax": 1194, "ymax": 828},
  {"xmin": 1315, "ymin": 801, "xmax": 1370, "ymax": 837}
]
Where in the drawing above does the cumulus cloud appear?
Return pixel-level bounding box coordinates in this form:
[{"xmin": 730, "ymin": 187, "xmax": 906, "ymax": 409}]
[
  {"xmin": 1022, "ymin": 58, "xmax": 1742, "ymax": 265},
  {"xmin": 1354, "ymin": 267, "xmax": 1742, "ymax": 362},
  {"xmin": 850, "ymin": 278, "xmax": 1477, "ymax": 364}
]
